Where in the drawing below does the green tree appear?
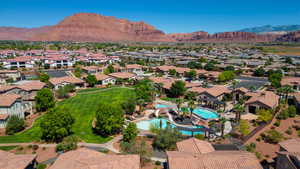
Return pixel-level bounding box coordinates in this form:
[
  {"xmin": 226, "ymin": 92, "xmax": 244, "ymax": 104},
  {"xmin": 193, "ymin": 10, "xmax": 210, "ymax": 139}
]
[
  {"xmin": 257, "ymin": 109, "xmax": 273, "ymax": 123},
  {"xmin": 204, "ymin": 61, "xmax": 215, "ymax": 71},
  {"xmin": 135, "ymin": 79, "xmax": 156, "ymax": 103},
  {"xmin": 225, "ymin": 65, "xmax": 235, "ymax": 71},
  {"xmin": 218, "ymin": 71, "xmax": 235, "ymax": 82},
  {"xmin": 168, "ymin": 69, "xmax": 177, "ymax": 76},
  {"xmin": 184, "ymin": 70, "xmax": 197, "ymax": 80},
  {"xmin": 56, "ymin": 135, "xmax": 78, "ymax": 152},
  {"xmin": 5, "ymin": 115, "xmax": 25, "ymax": 135},
  {"xmin": 40, "ymin": 108, "xmax": 75, "ymax": 142},
  {"xmin": 123, "ymin": 122, "xmax": 139, "ymax": 143},
  {"xmin": 169, "ymin": 80, "xmax": 186, "ymax": 98},
  {"xmin": 152, "ymin": 125, "xmax": 182, "ymax": 151},
  {"xmin": 35, "ymin": 88, "xmax": 55, "ymax": 112},
  {"xmin": 253, "ymin": 67, "xmax": 265, "ymax": 77},
  {"xmin": 39, "ymin": 73, "xmax": 49, "ymax": 83},
  {"xmin": 74, "ymin": 67, "xmax": 82, "ymax": 78},
  {"xmin": 121, "ymin": 98, "xmax": 136, "ymax": 115},
  {"xmin": 85, "ymin": 74, "xmax": 97, "ymax": 87},
  {"xmin": 268, "ymin": 71, "xmax": 282, "ymax": 88},
  {"xmin": 104, "ymin": 64, "xmax": 115, "ymax": 74},
  {"xmin": 94, "ymin": 103, "xmax": 124, "ymax": 137}
]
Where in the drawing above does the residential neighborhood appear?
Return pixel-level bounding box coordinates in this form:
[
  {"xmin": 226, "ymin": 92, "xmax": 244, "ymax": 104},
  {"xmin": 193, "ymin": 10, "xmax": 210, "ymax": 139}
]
[{"xmin": 0, "ymin": 42, "xmax": 299, "ymax": 169}]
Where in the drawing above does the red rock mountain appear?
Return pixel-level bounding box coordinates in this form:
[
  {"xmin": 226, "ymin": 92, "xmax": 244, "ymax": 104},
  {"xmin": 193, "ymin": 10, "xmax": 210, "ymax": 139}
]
[
  {"xmin": 0, "ymin": 13, "xmax": 294, "ymax": 42},
  {"xmin": 276, "ymin": 30, "xmax": 300, "ymax": 42}
]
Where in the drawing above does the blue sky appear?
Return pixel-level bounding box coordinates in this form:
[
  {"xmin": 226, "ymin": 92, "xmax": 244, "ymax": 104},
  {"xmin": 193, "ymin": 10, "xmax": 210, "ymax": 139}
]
[{"xmin": 0, "ymin": 0, "xmax": 299, "ymax": 33}]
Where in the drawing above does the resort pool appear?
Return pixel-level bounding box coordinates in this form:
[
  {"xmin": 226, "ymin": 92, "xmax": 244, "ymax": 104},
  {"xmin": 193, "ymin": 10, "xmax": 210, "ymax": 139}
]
[
  {"xmin": 193, "ymin": 108, "xmax": 219, "ymax": 119},
  {"xmin": 155, "ymin": 104, "xmax": 172, "ymax": 109},
  {"xmin": 136, "ymin": 118, "xmax": 204, "ymax": 136}
]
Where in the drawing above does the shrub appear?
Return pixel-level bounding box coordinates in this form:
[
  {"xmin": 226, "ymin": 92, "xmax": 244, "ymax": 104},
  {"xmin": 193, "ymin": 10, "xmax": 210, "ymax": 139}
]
[
  {"xmin": 288, "ymin": 106, "xmax": 297, "ymax": 118},
  {"xmin": 56, "ymin": 136, "xmax": 78, "ymax": 152},
  {"xmin": 257, "ymin": 109, "xmax": 273, "ymax": 123},
  {"xmin": 37, "ymin": 163, "xmax": 47, "ymax": 169},
  {"xmin": 239, "ymin": 120, "xmax": 251, "ymax": 136},
  {"xmin": 5, "ymin": 115, "xmax": 25, "ymax": 135},
  {"xmin": 264, "ymin": 130, "xmax": 284, "ymax": 144},
  {"xmin": 246, "ymin": 143, "xmax": 256, "ymax": 153},
  {"xmin": 285, "ymin": 127, "xmax": 293, "ymax": 135},
  {"xmin": 255, "ymin": 152, "xmax": 262, "ymax": 160},
  {"xmin": 32, "ymin": 145, "xmax": 39, "ymax": 151},
  {"xmin": 155, "ymin": 161, "xmax": 161, "ymax": 166},
  {"xmin": 195, "ymin": 134, "xmax": 205, "ymax": 140},
  {"xmin": 274, "ymin": 120, "xmax": 281, "ymax": 127}
]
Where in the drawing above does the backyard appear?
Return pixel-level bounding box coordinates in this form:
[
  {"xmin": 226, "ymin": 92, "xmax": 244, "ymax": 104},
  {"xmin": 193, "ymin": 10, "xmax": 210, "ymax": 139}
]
[{"xmin": 0, "ymin": 87, "xmax": 135, "ymax": 144}]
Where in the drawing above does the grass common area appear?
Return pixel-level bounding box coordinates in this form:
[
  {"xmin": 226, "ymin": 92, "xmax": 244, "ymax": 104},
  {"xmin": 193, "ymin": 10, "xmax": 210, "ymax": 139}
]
[{"xmin": 0, "ymin": 87, "xmax": 135, "ymax": 144}]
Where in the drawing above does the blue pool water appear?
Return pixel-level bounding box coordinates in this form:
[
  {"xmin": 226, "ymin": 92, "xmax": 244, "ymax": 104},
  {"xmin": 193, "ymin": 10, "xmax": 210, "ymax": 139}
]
[
  {"xmin": 193, "ymin": 108, "xmax": 219, "ymax": 119},
  {"xmin": 155, "ymin": 104, "xmax": 172, "ymax": 109},
  {"xmin": 136, "ymin": 118, "xmax": 204, "ymax": 136}
]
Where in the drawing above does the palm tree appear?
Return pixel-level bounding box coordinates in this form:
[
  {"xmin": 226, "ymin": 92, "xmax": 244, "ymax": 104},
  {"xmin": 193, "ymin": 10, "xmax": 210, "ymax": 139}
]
[
  {"xmin": 137, "ymin": 99, "xmax": 145, "ymax": 114},
  {"xmin": 277, "ymin": 85, "xmax": 294, "ymax": 103},
  {"xmin": 219, "ymin": 117, "xmax": 227, "ymax": 138},
  {"xmin": 233, "ymin": 103, "xmax": 244, "ymax": 123},
  {"xmin": 175, "ymin": 98, "xmax": 184, "ymax": 114},
  {"xmin": 188, "ymin": 100, "xmax": 196, "ymax": 118}
]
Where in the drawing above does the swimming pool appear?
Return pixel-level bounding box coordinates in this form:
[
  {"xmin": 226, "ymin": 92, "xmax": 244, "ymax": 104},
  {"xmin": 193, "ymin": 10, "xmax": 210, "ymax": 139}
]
[
  {"xmin": 193, "ymin": 108, "xmax": 219, "ymax": 119},
  {"xmin": 136, "ymin": 118, "xmax": 204, "ymax": 136},
  {"xmin": 155, "ymin": 104, "xmax": 172, "ymax": 109}
]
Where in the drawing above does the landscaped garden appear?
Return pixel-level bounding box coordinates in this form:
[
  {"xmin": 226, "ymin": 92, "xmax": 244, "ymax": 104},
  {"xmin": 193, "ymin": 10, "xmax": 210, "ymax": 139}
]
[{"xmin": 0, "ymin": 87, "xmax": 135, "ymax": 144}]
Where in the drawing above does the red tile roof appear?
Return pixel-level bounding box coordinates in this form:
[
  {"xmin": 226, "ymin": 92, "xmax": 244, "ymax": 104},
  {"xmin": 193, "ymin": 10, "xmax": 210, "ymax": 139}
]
[
  {"xmin": 0, "ymin": 150, "xmax": 36, "ymax": 169},
  {"xmin": 281, "ymin": 77, "xmax": 300, "ymax": 86},
  {"xmin": 109, "ymin": 72, "xmax": 136, "ymax": 79},
  {"xmin": 245, "ymin": 91, "xmax": 279, "ymax": 109},
  {"xmin": 0, "ymin": 94, "xmax": 21, "ymax": 107},
  {"xmin": 95, "ymin": 73, "xmax": 111, "ymax": 81},
  {"xmin": 279, "ymin": 138, "xmax": 300, "ymax": 153},
  {"xmin": 167, "ymin": 151, "xmax": 263, "ymax": 169},
  {"xmin": 49, "ymin": 148, "xmax": 140, "ymax": 169},
  {"xmin": 49, "ymin": 76, "xmax": 84, "ymax": 86},
  {"xmin": 176, "ymin": 138, "xmax": 215, "ymax": 154}
]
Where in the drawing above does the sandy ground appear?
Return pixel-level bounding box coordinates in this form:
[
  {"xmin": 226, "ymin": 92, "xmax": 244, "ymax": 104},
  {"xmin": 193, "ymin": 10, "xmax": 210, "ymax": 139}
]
[{"xmin": 246, "ymin": 116, "xmax": 300, "ymax": 161}]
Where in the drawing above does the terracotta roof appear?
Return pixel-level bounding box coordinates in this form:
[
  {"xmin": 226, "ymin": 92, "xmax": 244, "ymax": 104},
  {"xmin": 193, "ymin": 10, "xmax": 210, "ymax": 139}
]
[
  {"xmin": 190, "ymin": 86, "xmax": 230, "ymax": 97},
  {"xmin": 0, "ymin": 150, "xmax": 36, "ymax": 169},
  {"xmin": 281, "ymin": 77, "xmax": 300, "ymax": 86},
  {"xmin": 279, "ymin": 138, "xmax": 300, "ymax": 153},
  {"xmin": 49, "ymin": 76, "xmax": 84, "ymax": 86},
  {"xmin": 109, "ymin": 72, "xmax": 136, "ymax": 79},
  {"xmin": 245, "ymin": 91, "xmax": 279, "ymax": 109},
  {"xmin": 126, "ymin": 64, "xmax": 142, "ymax": 69},
  {"xmin": 149, "ymin": 77, "xmax": 175, "ymax": 89},
  {"xmin": 0, "ymin": 94, "xmax": 21, "ymax": 107},
  {"xmin": 167, "ymin": 151, "xmax": 263, "ymax": 169},
  {"xmin": 0, "ymin": 85, "xmax": 18, "ymax": 93},
  {"xmin": 176, "ymin": 138, "xmax": 215, "ymax": 154},
  {"xmin": 49, "ymin": 148, "xmax": 140, "ymax": 169},
  {"xmin": 95, "ymin": 73, "xmax": 111, "ymax": 81},
  {"xmin": 17, "ymin": 81, "xmax": 46, "ymax": 91},
  {"xmin": 82, "ymin": 66, "xmax": 103, "ymax": 71},
  {"xmin": 185, "ymin": 82, "xmax": 201, "ymax": 88}
]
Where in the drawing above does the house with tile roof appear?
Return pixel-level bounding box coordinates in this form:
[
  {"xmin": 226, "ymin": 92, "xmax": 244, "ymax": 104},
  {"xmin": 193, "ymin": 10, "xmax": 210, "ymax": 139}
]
[
  {"xmin": 49, "ymin": 148, "xmax": 140, "ymax": 169},
  {"xmin": 281, "ymin": 77, "xmax": 300, "ymax": 91},
  {"xmin": 0, "ymin": 150, "xmax": 37, "ymax": 169},
  {"xmin": 0, "ymin": 94, "xmax": 24, "ymax": 128},
  {"xmin": 49, "ymin": 76, "xmax": 85, "ymax": 90},
  {"xmin": 276, "ymin": 139, "xmax": 300, "ymax": 169},
  {"xmin": 244, "ymin": 91, "xmax": 279, "ymax": 114},
  {"xmin": 2, "ymin": 56, "xmax": 35, "ymax": 69},
  {"xmin": 189, "ymin": 85, "xmax": 231, "ymax": 104},
  {"xmin": 166, "ymin": 138, "xmax": 263, "ymax": 169},
  {"xmin": 95, "ymin": 73, "xmax": 116, "ymax": 85}
]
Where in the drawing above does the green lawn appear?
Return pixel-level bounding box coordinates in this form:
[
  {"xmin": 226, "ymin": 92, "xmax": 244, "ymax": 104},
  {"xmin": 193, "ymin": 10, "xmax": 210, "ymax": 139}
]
[{"xmin": 0, "ymin": 87, "xmax": 135, "ymax": 144}]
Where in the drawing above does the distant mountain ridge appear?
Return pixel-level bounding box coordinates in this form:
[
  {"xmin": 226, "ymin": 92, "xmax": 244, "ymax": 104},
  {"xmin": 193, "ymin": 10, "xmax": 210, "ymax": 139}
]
[
  {"xmin": 0, "ymin": 13, "xmax": 298, "ymax": 43},
  {"xmin": 237, "ymin": 25, "xmax": 300, "ymax": 34}
]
